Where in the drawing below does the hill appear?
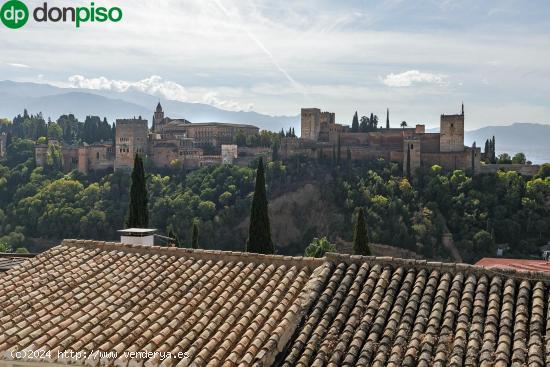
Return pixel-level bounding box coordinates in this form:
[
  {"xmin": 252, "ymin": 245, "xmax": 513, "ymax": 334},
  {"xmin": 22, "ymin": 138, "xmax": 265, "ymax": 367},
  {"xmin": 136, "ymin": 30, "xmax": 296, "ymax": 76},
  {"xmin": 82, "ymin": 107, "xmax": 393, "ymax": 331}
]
[{"xmin": 0, "ymin": 80, "xmax": 299, "ymax": 132}]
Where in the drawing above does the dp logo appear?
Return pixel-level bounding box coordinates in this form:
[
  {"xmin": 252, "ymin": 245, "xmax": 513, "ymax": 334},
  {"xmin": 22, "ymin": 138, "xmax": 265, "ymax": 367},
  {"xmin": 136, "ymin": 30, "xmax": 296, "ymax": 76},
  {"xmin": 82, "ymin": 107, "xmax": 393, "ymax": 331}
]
[{"xmin": 1, "ymin": 0, "xmax": 29, "ymax": 29}]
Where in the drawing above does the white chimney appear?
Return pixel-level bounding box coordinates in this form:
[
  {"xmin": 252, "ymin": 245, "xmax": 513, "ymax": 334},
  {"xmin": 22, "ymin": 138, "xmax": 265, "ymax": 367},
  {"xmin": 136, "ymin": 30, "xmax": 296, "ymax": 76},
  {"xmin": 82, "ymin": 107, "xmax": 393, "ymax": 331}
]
[{"xmin": 118, "ymin": 228, "xmax": 157, "ymax": 246}]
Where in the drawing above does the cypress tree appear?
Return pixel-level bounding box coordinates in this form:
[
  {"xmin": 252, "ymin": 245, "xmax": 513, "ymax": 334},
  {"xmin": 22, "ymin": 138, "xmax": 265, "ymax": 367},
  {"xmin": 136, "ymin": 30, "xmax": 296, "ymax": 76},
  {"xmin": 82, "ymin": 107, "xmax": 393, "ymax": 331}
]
[
  {"xmin": 167, "ymin": 228, "xmax": 181, "ymax": 247},
  {"xmin": 386, "ymin": 108, "xmax": 390, "ymax": 129},
  {"xmin": 351, "ymin": 111, "xmax": 359, "ymax": 132},
  {"xmin": 191, "ymin": 221, "xmax": 199, "ymax": 249},
  {"xmin": 353, "ymin": 208, "xmax": 370, "ymax": 255},
  {"xmin": 246, "ymin": 158, "xmax": 273, "ymax": 254},
  {"xmin": 127, "ymin": 154, "xmax": 149, "ymax": 228}
]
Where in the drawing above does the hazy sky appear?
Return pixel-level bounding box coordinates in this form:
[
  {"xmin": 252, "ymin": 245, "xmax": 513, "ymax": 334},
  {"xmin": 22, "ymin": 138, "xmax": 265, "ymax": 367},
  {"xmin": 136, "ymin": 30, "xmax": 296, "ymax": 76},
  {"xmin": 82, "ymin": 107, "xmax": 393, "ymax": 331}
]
[{"xmin": 1, "ymin": 0, "xmax": 550, "ymax": 128}]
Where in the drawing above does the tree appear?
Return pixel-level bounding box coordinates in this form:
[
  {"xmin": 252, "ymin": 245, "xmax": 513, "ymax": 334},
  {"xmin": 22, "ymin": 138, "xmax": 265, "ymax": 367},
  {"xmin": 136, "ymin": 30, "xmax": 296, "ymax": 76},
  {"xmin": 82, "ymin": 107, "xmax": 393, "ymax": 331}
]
[
  {"xmin": 497, "ymin": 153, "xmax": 512, "ymax": 164},
  {"xmin": 191, "ymin": 220, "xmax": 199, "ymax": 249},
  {"xmin": 359, "ymin": 116, "xmax": 369, "ymax": 132},
  {"xmin": 351, "ymin": 112, "xmax": 359, "ymax": 132},
  {"xmin": 386, "ymin": 108, "xmax": 390, "ymax": 129},
  {"xmin": 535, "ymin": 163, "xmax": 550, "ymax": 179},
  {"xmin": 167, "ymin": 227, "xmax": 181, "ymax": 247},
  {"xmin": 305, "ymin": 237, "xmax": 336, "ymax": 258},
  {"xmin": 473, "ymin": 230, "xmax": 495, "ymax": 258},
  {"xmin": 512, "ymin": 152, "xmax": 526, "ymax": 164},
  {"xmin": 246, "ymin": 157, "xmax": 273, "ymax": 254},
  {"xmin": 401, "ymin": 121, "xmax": 408, "ymax": 129},
  {"xmin": 353, "ymin": 207, "xmax": 370, "ymax": 255},
  {"xmin": 127, "ymin": 154, "xmax": 149, "ymax": 228}
]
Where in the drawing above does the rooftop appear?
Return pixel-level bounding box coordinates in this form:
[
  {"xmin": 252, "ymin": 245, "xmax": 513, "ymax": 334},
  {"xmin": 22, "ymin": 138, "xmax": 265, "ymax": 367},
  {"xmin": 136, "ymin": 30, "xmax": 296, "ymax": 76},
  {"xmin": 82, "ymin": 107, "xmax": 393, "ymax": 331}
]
[
  {"xmin": 476, "ymin": 257, "xmax": 550, "ymax": 273},
  {"xmin": 1, "ymin": 240, "xmax": 549, "ymax": 366},
  {"xmin": 0, "ymin": 253, "xmax": 34, "ymax": 273},
  {"xmin": 166, "ymin": 120, "xmax": 259, "ymax": 129}
]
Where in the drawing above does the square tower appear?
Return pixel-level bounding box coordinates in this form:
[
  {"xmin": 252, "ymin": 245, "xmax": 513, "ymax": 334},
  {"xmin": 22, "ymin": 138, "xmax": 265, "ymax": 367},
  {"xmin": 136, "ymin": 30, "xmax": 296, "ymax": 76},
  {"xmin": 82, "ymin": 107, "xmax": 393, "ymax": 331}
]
[
  {"xmin": 439, "ymin": 105, "xmax": 465, "ymax": 152},
  {"xmin": 301, "ymin": 108, "xmax": 321, "ymax": 141},
  {"xmin": 404, "ymin": 137, "xmax": 421, "ymax": 177},
  {"xmin": 115, "ymin": 118, "xmax": 149, "ymax": 171}
]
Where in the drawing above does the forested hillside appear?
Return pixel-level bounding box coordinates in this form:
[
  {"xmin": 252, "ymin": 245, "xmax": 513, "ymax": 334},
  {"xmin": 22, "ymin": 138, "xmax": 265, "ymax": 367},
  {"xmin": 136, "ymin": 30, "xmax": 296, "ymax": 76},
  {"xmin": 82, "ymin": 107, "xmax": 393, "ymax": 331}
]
[{"xmin": 1, "ymin": 137, "xmax": 549, "ymax": 263}]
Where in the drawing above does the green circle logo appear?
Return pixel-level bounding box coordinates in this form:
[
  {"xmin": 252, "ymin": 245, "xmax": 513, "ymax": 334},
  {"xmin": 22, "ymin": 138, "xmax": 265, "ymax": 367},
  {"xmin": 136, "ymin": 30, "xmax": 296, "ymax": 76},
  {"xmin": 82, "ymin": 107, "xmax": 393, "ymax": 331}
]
[{"xmin": 0, "ymin": 0, "xmax": 29, "ymax": 29}]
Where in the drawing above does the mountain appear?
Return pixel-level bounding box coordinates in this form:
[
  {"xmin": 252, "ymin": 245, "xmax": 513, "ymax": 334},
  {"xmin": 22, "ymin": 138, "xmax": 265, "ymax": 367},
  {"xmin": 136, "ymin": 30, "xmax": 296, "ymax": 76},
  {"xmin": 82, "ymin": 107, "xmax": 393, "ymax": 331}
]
[
  {"xmin": 465, "ymin": 123, "xmax": 550, "ymax": 164},
  {"xmin": 430, "ymin": 123, "xmax": 550, "ymax": 164},
  {"xmin": 0, "ymin": 81, "xmax": 299, "ymax": 132}
]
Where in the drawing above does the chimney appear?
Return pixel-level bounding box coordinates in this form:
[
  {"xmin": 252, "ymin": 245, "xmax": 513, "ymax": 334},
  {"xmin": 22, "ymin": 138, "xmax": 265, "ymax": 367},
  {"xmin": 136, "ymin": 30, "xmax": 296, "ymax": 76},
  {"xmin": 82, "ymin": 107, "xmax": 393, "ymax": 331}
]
[{"xmin": 118, "ymin": 228, "xmax": 157, "ymax": 246}]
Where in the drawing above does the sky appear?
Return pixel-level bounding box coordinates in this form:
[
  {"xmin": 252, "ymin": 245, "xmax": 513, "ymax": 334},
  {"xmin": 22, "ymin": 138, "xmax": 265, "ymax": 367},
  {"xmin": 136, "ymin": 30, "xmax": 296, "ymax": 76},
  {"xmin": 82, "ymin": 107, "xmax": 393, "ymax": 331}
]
[{"xmin": 1, "ymin": 0, "xmax": 550, "ymax": 129}]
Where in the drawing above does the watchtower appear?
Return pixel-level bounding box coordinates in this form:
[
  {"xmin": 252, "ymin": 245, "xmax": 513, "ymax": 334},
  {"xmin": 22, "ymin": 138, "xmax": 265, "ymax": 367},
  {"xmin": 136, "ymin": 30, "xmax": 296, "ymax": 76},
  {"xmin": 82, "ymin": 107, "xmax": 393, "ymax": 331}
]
[
  {"xmin": 403, "ymin": 137, "xmax": 421, "ymax": 177},
  {"xmin": 152, "ymin": 102, "xmax": 165, "ymax": 133},
  {"xmin": 440, "ymin": 103, "xmax": 465, "ymax": 152},
  {"xmin": 301, "ymin": 108, "xmax": 321, "ymax": 141}
]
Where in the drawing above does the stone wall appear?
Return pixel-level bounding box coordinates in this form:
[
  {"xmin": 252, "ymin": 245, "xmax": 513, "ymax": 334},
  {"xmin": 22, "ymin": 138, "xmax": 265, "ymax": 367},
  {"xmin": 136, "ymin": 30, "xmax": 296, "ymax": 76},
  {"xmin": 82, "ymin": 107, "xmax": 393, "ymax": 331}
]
[{"xmin": 479, "ymin": 164, "xmax": 541, "ymax": 177}]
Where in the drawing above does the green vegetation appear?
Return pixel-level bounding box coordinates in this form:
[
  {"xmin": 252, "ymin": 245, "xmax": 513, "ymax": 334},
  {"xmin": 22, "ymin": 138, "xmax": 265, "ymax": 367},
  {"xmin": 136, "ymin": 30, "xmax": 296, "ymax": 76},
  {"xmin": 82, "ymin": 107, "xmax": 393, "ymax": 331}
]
[
  {"xmin": 127, "ymin": 154, "xmax": 149, "ymax": 228},
  {"xmin": 0, "ymin": 129, "xmax": 548, "ymax": 262},
  {"xmin": 0, "ymin": 111, "xmax": 114, "ymax": 146},
  {"xmin": 305, "ymin": 237, "xmax": 336, "ymax": 258},
  {"xmin": 246, "ymin": 158, "xmax": 274, "ymax": 254}
]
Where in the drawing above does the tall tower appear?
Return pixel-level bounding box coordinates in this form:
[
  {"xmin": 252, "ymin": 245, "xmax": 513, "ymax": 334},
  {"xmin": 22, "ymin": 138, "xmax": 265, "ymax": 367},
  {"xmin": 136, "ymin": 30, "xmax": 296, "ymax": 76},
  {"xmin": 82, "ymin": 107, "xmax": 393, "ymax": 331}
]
[
  {"xmin": 301, "ymin": 108, "xmax": 321, "ymax": 141},
  {"xmin": 386, "ymin": 108, "xmax": 390, "ymax": 129},
  {"xmin": 153, "ymin": 102, "xmax": 165, "ymax": 133},
  {"xmin": 439, "ymin": 103, "xmax": 465, "ymax": 152},
  {"xmin": 403, "ymin": 137, "xmax": 421, "ymax": 177}
]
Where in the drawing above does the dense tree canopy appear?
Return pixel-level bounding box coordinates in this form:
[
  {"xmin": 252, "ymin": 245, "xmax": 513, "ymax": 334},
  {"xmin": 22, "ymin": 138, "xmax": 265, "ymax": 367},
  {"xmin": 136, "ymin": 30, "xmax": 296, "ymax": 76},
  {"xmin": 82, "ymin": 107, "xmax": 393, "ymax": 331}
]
[{"xmin": 0, "ymin": 133, "xmax": 548, "ymax": 263}]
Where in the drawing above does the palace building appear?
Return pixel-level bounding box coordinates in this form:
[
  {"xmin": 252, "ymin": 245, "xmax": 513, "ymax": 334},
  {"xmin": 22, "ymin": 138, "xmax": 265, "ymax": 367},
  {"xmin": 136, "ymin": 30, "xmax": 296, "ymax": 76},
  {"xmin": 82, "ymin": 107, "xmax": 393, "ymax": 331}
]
[{"xmin": 35, "ymin": 103, "xmax": 261, "ymax": 174}]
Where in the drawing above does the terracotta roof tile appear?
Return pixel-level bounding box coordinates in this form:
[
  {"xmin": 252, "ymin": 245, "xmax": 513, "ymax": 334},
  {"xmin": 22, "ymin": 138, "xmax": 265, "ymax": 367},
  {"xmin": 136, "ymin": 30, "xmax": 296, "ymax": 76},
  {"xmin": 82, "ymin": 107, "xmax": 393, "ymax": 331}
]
[{"xmin": 2, "ymin": 242, "xmax": 550, "ymax": 366}]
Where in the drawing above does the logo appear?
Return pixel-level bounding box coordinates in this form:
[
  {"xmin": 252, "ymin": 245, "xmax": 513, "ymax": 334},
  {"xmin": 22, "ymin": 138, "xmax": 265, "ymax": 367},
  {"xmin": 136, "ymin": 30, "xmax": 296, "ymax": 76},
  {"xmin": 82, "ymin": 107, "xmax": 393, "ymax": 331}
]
[
  {"xmin": 0, "ymin": 1, "xmax": 122, "ymax": 29},
  {"xmin": 0, "ymin": 0, "xmax": 29, "ymax": 29}
]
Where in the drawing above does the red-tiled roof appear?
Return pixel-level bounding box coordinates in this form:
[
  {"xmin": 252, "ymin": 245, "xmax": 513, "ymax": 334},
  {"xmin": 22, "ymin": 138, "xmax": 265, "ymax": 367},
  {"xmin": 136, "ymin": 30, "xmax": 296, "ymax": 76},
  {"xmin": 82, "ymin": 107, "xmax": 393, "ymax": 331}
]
[
  {"xmin": 1, "ymin": 241, "xmax": 550, "ymax": 366},
  {"xmin": 0, "ymin": 253, "xmax": 34, "ymax": 272},
  {"xmin": 476, "ymin": 257, "xmax": 550, "ymax": 273}
]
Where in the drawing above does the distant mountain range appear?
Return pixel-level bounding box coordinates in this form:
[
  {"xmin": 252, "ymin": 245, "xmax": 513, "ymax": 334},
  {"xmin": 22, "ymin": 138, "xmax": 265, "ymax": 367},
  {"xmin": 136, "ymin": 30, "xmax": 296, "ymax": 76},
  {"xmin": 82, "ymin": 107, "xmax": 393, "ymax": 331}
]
[
  {"xmin": 428, "ymin": 123, "xmax": 550, "ymax": 164},
  {"xmin": 1, "ymin": 81, "xmax": 548, "ymax": 163},
  {"xmin": 0, "ymin": 81, "xmax": 299, "ymax": 132}
]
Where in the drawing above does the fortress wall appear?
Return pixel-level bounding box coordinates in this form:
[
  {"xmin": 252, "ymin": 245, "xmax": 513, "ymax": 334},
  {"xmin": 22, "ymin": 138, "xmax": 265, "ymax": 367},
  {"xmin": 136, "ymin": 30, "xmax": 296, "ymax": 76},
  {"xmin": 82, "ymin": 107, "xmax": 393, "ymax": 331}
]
[
  {"xmin": 479, "ymin": 164, "xmax": 541, "ymax": 177},
  {"xmin": 421, "ymin": 151, "xmax": 471, "ymax": 171},
  {"xmin": 340, "ymin": 133, "xmax": 369, "ymax": 145},
  {"xmin": 419, "ymin": 133, "xmax": 441, "ymax": 153}
]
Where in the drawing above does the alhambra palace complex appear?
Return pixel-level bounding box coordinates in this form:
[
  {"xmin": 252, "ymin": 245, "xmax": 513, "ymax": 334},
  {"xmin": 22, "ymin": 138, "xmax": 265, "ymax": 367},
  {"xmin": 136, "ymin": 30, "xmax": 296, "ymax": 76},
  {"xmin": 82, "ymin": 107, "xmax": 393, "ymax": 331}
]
[
  {"xmin": 283, "ymin": 104, "xmax": 482, "ymax": 176},
  {"xmin": 30, "ymin": 103, "xmax": 540, "ymax": 176}
]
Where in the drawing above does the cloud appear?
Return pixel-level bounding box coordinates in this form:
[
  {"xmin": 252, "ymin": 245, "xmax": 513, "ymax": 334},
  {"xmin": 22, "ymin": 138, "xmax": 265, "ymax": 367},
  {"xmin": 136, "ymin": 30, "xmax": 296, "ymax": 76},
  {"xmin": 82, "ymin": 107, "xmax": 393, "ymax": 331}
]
[
  {"xmin": 7, "ymin": 63, "xmax": 30, "ymax": 68},
  {"xmin": 67, "ymin": 75, "xmax": 254, "ymax": 112},
  {"xmin": 382, "ymin": 70, "xmax": 447, "ymax": 87}
]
